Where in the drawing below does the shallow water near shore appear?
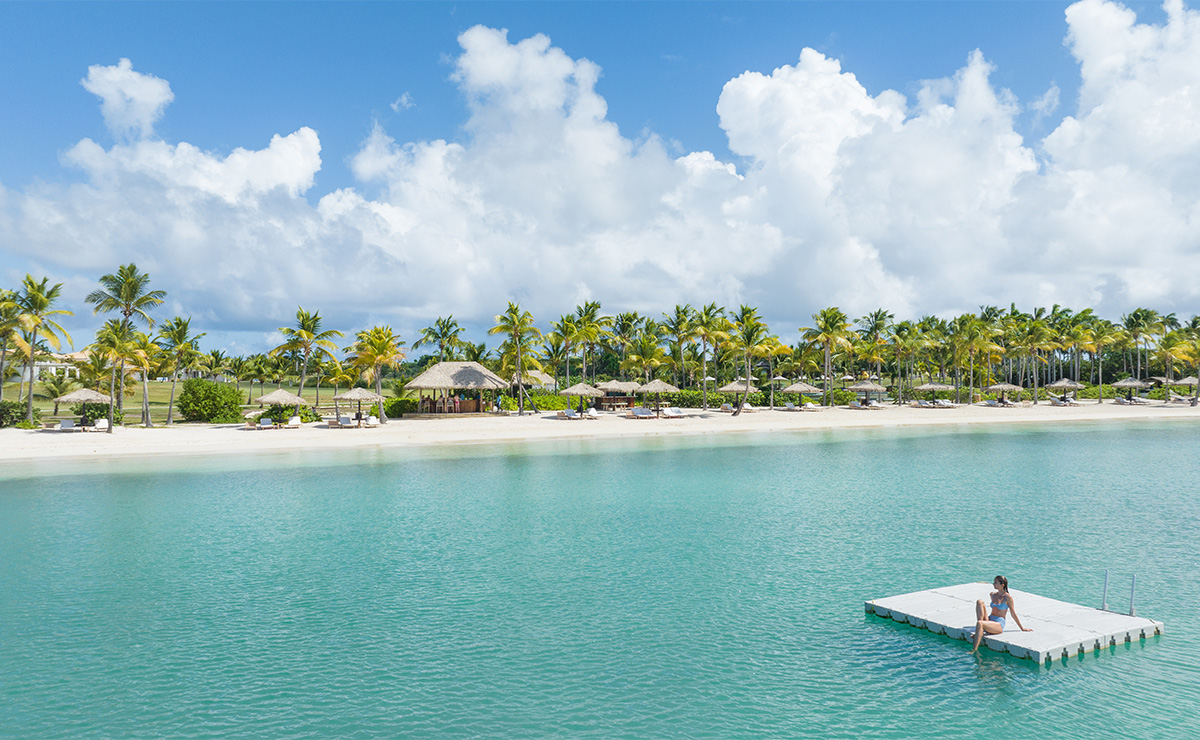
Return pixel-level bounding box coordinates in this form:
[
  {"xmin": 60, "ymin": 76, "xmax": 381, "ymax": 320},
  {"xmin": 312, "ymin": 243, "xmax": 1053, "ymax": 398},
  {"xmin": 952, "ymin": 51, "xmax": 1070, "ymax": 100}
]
[{"xmin": 2, "ymin": 421, "xmax": 1197, "ymax": 738}]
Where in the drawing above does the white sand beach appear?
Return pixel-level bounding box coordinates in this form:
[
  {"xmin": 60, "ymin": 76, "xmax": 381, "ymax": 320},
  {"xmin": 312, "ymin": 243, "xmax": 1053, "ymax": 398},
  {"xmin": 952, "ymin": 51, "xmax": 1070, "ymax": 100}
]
[{"xmin": 2, "ymin": 401, "xmax": 1197, "ymax": 463}]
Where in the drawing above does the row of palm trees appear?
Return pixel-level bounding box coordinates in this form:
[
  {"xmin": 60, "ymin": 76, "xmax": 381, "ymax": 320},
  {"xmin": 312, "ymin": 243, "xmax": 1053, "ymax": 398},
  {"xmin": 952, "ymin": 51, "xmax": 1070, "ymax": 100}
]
[
  {"xmin": 1, "ymin": 267, "xmax": 408, "ymax": 426},
  {"xmin": 6, "ymin": 268, "xmax": 1200, "ymax": 424}
]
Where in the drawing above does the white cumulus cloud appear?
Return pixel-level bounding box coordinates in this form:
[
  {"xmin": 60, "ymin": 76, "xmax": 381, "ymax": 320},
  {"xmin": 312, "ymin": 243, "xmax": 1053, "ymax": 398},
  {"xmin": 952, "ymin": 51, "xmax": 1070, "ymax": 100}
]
[
  {"xmin": 81, "ymin": 58, "xmax": 174, "ymax": 140},
  {"xmin": 2, "ymin": 0, "xmax": 1200, "ymax": 352}
]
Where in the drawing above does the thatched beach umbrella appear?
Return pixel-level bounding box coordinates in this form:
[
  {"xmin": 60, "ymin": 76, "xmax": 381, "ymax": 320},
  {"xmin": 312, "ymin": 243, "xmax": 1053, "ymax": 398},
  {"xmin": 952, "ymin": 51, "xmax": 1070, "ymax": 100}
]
[
  {"xmin": 55, "ymin": 388, "xmax": 113, "ymax": 405},
  {"xmin": 255, "ymin": 388, "xmax": 309, "ymax": 418},
  {"xmin": 782, "ymin": 380, "xmax": 822, "ymax": 395},
  {"xmin": 255, "ymin": 389, "xmax": 309, "ymax": 406},
  {"xmin": 848, "ymin": 379, "xmax": 886, "ymax": 404},
  {"xmin": 637, "ymin": 379, "xmax": 679, "ymax": 416},
  {"xmin": 913, "ymin": 381, "xmax": 954, "ymax": 403},
  {"xmin": 985, "ymin": 382, "xmax": 1023, "ymax": 403},
  {"xmin": 333, "ymin": 387, "xmax": 385, "ymax": 419},
  {"xmin": 1112, "ymin": 376, "xmax": 1148, "ymax": 403},
  {"xmin": 1046, "ymin": 377, "xmax": 1085, "ymax": 402},
  {"xmin": 559, "ymin": 382, "xmax": 603, "ymax": 412},
  {"xmin": 717, "ymin": 380, "xmax": 758, "ymax": 394}
]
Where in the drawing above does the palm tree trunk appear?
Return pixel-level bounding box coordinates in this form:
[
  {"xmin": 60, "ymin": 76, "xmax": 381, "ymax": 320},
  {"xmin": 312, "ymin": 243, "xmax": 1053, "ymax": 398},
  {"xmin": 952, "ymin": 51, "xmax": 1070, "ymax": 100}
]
[
  {"xmin": 117, "ymin": 358, "xmax": 126, "ymax": 411},
  {"xmin": 106, "ymin": 366, "xmax": 116, "ymax": 434},
  {"xmin": 376, "ymin": 369, "xmax": 387, "ymax": 424},
  {"xmin": 167, "ymin": 368, "xmax": 179, "ymax": 424},
  {"xmin": 701, "ymin": 342, "xmax": 709, "ymax": 410},
  {"xmin": 24, "ymin": 328, "xmax": 38, "ymax": 422},
  {"xmin": 516, "ymin": 338, "xmax": 524, "ymax": 415},
  {"xmin": 0, "ymin": 344, "xmax": 8, "ymax": 401},
  {"xmin": 141, "ymin": 374, "xmax": 153, "ymax": 427}
]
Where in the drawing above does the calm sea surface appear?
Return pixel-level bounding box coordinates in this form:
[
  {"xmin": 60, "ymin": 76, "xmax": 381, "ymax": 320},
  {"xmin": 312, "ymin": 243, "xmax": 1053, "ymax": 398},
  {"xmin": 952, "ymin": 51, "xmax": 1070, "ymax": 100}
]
[{"xmin": 2, "ymin": 421, "xmax": 1197, "ymax": 739}]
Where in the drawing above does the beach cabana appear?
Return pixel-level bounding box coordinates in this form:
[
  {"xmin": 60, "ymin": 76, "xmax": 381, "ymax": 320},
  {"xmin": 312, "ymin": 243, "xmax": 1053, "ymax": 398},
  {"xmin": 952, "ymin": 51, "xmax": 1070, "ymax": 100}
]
[
  {"xmin": 407, "ymin": 361, "xmax": 508, "ymax": 413},
  {"xmin": 595, "ymin": 379, "xmax": 640, "ymax": 410}
]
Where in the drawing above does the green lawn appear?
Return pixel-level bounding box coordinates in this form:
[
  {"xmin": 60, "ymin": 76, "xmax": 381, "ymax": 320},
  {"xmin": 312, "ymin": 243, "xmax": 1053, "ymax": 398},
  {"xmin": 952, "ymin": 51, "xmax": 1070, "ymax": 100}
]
[{"xmin": 5, "ymin": 380, "xmax": 356, "ymax": 426}]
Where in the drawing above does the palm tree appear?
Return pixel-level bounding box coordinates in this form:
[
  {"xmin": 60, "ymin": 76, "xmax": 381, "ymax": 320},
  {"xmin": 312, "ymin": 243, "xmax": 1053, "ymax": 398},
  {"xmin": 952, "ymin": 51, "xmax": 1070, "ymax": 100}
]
[
  {"xmin": 692, "ymin": 303, "xmax": 729, "ymax": 410},
  {"xmin": 4, "ymin": 276, "xmax": 74, "ymax": 422},
  {"xmin": 91, "ymin": 319, "xmax": 136, "ymax": 433},
  {"xmin": 1089, "ymin": 321, "xmax": 1120, "ymax": 402},
  {"xmin": 414, "ymin": 316, "xmax": 464, "ymax": 363},
  {"xmin": 725, "ymin": 305, "xmax": 771, "ymax": 415},
  {"xmin": 271, "ymin": 307, "xmax": 343, "ymax": 402},
  {"xmin": 802, "ymin": 307, "xmax": 852, "ymax": 406},
  {"xmin": 322, "ymin": 359, "xmax": 356, "ymax": 417},
  {"xmin": 660, "ymin": 304, "xmax": 696, "ymax": 389},
  {"xmin": 128, "ymin": 332, "xmax": 162, "ymax": 427},
  {"xmin": 623, "ymin": 327, "xmax": 668, "ymax": 383},
  {"xmin": 0, "ymin": 289, "xmax": 19, "ymax": 401},
  {"xmin": 156, "ymin": 316, "xmax": 205, "ymax": 424},
  {"xmin": 573, "ymin": 301, "xmax": 612, "ymax": 383},
  {"xmin": 549, "ymin": 314, "xmax": 579, "ymax": 386},
  {"xmin": 344, "ymin": 326, "xmax": 406, "ymax": 423},
  {"xmin": 489, "ymin": 302, "xmax": 541, "ymax": 415},
  {"xmin": 39, "ymin": 372, "xmax": 78, "ymax": 416},
  {"xmin": 197, "ymin": 349, "xmax": 229, "ymax": 381},
  {"xmin": 857, "ymin": 308, "xmax": 893, "ymax": 382},
  {"xmin": 84, "ymin": 264, "xmax": 166, "ymax": 410},
  {"xmin": 609, "ymin": 311, "xmax": 643, "ymax": 378},
  {"xmin": 461, "ymin": 341, "xmax": 492, "ymax": 364}
]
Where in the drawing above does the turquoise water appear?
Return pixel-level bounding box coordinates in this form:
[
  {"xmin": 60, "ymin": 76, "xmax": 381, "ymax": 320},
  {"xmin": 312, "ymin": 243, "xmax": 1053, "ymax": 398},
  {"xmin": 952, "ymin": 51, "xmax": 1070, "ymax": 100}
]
[{"xmin": 2, "ymin": 422, "xmax": 1197, "ymax": 739}]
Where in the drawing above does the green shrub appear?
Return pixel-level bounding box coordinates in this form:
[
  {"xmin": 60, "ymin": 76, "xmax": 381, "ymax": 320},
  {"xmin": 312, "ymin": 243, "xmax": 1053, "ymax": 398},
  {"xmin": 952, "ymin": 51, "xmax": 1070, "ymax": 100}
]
[
  {"xmin": 71, "ymin": 402, "xmax": 122, "ymax": 425},
  {"xmin": 177, "ymin": 378, "xmax": 244, "ymax": 423},
  {"xmin": 0, "ymin": 400, "xmax": 30, "ymax": 427},
  {"xmin": 262, "ymin": 404, "xmax": 320, "ymax": 423},
  {"xmin": 15, "ymin": 419, "xmax": 39, "ymax": 429},
  {"xmin": 500, "ymin": 392, "xmax": 572, "ymax": 411},
  {"xmin": 381, "ymin": 397, "xmax": 419, "ymax": 417}
]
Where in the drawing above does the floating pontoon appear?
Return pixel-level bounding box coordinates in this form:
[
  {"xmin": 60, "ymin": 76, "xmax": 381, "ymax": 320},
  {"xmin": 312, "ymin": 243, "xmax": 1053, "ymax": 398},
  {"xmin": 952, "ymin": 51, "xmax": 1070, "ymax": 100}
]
[{"xmin": 865, "ymin": 582, "xmax": 1163, "ymax": 664}]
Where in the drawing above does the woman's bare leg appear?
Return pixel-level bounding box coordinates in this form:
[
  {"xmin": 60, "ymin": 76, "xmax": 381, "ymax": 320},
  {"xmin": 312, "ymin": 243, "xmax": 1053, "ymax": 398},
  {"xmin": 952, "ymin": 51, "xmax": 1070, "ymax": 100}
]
[{"xmin": 970, "ymin": 617, "xmax": 1004, "ymax": 654}]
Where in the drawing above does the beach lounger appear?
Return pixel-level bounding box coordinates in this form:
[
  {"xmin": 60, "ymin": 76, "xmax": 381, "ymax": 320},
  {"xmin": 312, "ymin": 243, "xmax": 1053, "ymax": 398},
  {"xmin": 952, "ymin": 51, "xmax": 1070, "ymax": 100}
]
[
  {"xmin": 719, "ymin": 403, "xmax": 734, "ymax": 413},
  {"xmin": 89, "ymin": 419, "xmax": 110, "ymax": 432},
  {"xmin": 558, "ymin": 409, "xmax": 583, "ymax": 420},
  {"xmin": 981, "ymin": 399, "xmax": 999, "ymax": 407},
  {"xmin": 585, "ymin": 408, "xmax": 602, "ymax": 420},
  {"xmin": 935, "ymin": 399, "xmax": 956, "ymax": 408},
  {"xmin": 801, "ymin": 402, "xmax": 824, "ymax": 412},
  {"xmin": 849, "ymin": 401, "xmax": 867, "ymax": 410},
  {"xmin": 284, "ymin": 416, "xmax": 302, "ymax": 429},
  {"xmin": 784, "ymin": 402, "xmax": 798, "ymax": 411},
  {"xmin": 57, "ymin": 419, "xmax": 78, "ymax": 432},
  {"xmin": 631, "ymin": 407, "xmax": 657, "ymax": 419},
  {"xmin": 363, "ymin": 415, "xmax": 380, "ymax": 427},
  {"xmin": 661, "ymin": 407, "xmax": 686, "ymax": 419},
  {"xmin": 867, "ymin": 399, "xmax": 886, "ymax": 409},
  {"xmin": 740, "ymin": 403, "xmax": 756, "ymax": 413}
]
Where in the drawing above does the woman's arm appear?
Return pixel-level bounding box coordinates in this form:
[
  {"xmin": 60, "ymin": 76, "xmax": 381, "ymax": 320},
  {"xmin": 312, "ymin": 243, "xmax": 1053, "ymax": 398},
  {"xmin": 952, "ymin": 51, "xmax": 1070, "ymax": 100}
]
[{"xmin": 1008, "ymin": 595, "xmax": 1032, "ymax": 632}]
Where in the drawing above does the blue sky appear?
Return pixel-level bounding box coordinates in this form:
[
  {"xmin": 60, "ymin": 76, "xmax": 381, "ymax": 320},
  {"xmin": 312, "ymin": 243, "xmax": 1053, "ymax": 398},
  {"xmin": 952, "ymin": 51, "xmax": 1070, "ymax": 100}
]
[{"xmin": 1, "ymin": 1, "xmax": 1197, "ymax": 353}]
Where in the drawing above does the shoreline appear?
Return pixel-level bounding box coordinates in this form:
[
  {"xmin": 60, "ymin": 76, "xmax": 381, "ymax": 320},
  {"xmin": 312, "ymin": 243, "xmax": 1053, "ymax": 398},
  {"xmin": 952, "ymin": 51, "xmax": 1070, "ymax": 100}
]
[{"xmin": 2, "ymin": 401, "xmax": 1198, "ymax": 466}]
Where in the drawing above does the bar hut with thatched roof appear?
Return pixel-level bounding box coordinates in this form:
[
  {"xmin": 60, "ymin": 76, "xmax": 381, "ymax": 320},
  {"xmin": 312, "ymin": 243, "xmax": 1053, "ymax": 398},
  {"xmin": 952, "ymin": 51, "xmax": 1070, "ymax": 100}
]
[{"xmin": 406, "ymin": 361, "xmax": 509, "ymax": 413}]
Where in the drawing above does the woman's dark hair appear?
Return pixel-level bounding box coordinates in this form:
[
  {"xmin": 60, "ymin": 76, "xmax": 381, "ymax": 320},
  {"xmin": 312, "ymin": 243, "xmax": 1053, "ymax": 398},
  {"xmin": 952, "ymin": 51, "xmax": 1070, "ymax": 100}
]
[{"xmin": 995, "ymin": 575, "xmax": 1009, "ymax": 591}]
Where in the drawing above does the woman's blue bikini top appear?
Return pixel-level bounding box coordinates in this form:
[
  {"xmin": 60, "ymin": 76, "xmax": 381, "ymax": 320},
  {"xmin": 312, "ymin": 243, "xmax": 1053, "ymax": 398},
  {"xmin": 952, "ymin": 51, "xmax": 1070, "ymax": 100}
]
[{"xmin": 990, "ymin": 597, "xmax": 1010, "ymax": 612}]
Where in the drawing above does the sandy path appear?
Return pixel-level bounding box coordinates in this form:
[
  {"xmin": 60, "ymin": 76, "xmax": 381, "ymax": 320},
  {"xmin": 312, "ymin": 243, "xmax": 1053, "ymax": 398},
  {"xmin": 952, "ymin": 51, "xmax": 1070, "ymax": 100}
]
[{"xmin": 2, "ymin": 401, "xmax": 1197, "ymax": 464}]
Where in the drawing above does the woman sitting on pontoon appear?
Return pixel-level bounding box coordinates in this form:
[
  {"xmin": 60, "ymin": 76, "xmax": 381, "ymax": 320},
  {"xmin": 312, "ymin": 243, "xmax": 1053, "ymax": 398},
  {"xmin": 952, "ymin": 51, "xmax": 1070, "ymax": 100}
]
[{"xmin": 970, "ymin": 575, "xmax": 1032, "ymax": 654}]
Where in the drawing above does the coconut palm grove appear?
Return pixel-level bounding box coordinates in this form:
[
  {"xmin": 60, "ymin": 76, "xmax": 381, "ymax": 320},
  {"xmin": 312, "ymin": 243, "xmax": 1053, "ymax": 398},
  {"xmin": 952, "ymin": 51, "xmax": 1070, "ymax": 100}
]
[{"xmin": 3, "ymin": 263, "xmax": 1198, "ymax": 427}]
